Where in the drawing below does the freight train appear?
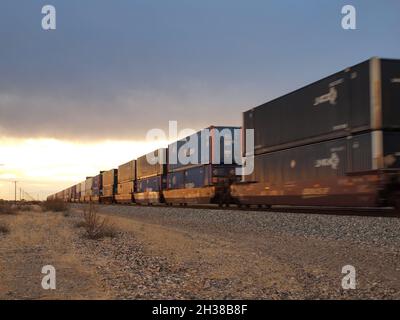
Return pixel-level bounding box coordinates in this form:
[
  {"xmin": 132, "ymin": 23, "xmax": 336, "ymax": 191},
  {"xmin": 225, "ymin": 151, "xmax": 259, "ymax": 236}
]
[{"xmin": 48, "ymin": 57, "xmax": 400, "ymax": 212}]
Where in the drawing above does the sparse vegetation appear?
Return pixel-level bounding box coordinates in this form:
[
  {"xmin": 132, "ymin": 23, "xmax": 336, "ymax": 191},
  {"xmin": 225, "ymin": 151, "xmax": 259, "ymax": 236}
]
[
  {"xmin": 0, "ymin": 203, "xmax": 18, "ymax": 215},
  {"xmin": 0, "ymin": 221, "xmax": 10, "ymax": 234},
  {"xmin": 81, "ymin": 203, "xmax": 117, "ymax": 239},
  {"xmin": 62, "ymin": 209, "xmax": 71, "ymax": 217},
  {"xmin": 74, "ymin": 220, "xmax": 87, "ymax": 228},
  {"xmin": 41, "ymin": 199, "xmax": 68, "ymax": 212},
  {"xmin": 16, "ymin": 204, "xmax": 32, "ymax": 212}
]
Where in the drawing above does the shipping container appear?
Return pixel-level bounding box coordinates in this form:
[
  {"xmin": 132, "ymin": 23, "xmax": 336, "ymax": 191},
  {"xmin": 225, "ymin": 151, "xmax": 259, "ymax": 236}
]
[
  {"xmin": 100, "ymin": 169, "xmax": 118, "ymax": 202},
  {"xmin": 118, "ymin": 160, "xmax": 136, "ymax": 183},
  {"xmin": 75, "ymin": 183, "xmax": 81, "ymax": 202},
  {"xmin": 134, "ymin": 175, "xmax": 166, "ymax": 205},
  {"xmin": 244, "ymin": 58, "xmax": 400, "ymax": 155},
  {"xmin": 70, "ymin": 185, "xmax": 76, "ymax": 202},
  {"xmin": 92, "ymin": 174, "xmax": 102, "ymax": 196},
  {"xmin": 80, "ymin": 181, "xmax": 86, "ymax": 202},
  {"xmin": 168, "ymin": 126, "xmax": 241, "ymax": 172},
  {"xmin": 102, "ymin": 169, "xmax": 118, "ymax": 188},
  {"xmin": 115, "ymin": 181, "xmax": 135, "ymax": 203},
  {"xmin": 84, "ymin": 177, "xmax": 93, "ymax": 201},
  {"xmin": 136, "ymin": 149, "xmax": 167, "ymax": 179},
  {"xmin": 164, "ymin": 164, "xmax": 239, "ymax": 205},
  {"xmin": 136, "ymin": 175, "xmax": 165, "ymax": 193},
  {"xmin": 167, "ymin": 165, "xmax": 237, "ymax": 189},
  {"xmin": 232, "ymin": 130, "xmax": 400, "ymax": 207}
]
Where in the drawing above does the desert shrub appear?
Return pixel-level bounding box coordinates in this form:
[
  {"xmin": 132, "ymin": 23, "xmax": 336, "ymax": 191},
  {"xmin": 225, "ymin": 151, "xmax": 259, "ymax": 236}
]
[
  {"xmin": 81, "ymin": 203, "xmax": 117, "ymax": 239},
  {"xmin": 74, "ymin": 220, "xmax": 87, "ymax": 228},
  {"xmin": 42, "ymin": 199, "xmax": 68, "ymax": 212},
  {"xmin": 0, "ymin": 204, "xmax": 18, "ymax": 215},
  {"xmin": 16, "ymin": 205, "xmax": 32, "ymax": 212},
  {"xmin": 0, "ymin": 222, "xmax": 10, "ymax": 234},
  {"xmin": 62, "ymin": 209, "xmax": 71, "ymax": 217}
]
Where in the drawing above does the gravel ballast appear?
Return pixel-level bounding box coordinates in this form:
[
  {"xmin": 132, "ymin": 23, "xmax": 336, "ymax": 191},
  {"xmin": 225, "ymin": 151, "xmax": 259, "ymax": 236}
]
[{"xmin": 70, "ymin": 204, "xmax": 400, "ymax": 299}]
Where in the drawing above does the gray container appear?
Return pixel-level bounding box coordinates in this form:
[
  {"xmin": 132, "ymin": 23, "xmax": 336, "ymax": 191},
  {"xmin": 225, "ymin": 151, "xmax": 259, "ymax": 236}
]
[
  {"xmin": 246, "ymin": 130, "xmax": 400, "ymax": 183},
  {"xmin": 244, "ymin": 57, "xmax": 400, "ymax": 155}
]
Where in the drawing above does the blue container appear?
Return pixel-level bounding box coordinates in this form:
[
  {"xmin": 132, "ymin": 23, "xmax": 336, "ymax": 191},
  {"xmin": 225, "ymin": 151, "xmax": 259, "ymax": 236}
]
[
  {"xmin": 183, "ymin": 165, "xmax": 210, "ymax": 188},
  {"xmin": 136, "ymin": 175, "xmax": 166, "ymax": 193},
  {"xmin": 167, "ymin": 171, "xmax": 185, "ymax": 189},
  {"xmin": 168, "ymin": 126, "xmax": 240, "ymax": 172}
]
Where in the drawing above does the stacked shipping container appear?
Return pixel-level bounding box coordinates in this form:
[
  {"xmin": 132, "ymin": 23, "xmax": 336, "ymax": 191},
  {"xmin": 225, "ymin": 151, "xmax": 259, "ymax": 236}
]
[
  {"xmin": 115, "ymin": 160, "xmax": 136, "ymax": 203},
  {"xmin": 135, "ymin": 149, "xmax": 167, "ymax": 204},
  {"xmin": 164, "ymin": 126, "xmax": 240, "ymax": 204},
  {"xmin": 100, "ymin": 169, "xmax": 118, "ymax": 203},
  {"xmin": 233, "ymin": 57, "xmax": 400, "ymax": 207}
]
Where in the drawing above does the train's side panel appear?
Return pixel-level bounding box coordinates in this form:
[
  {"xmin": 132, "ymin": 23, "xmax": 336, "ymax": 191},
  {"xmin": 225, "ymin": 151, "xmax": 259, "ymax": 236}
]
[
  {"xmin": 100, "ymin": 169, "xmax": 118, "ymax": 203},
  {"xmin": 115, "ymin": 160, "xmax": 136, "ymax": 204},
  {"xmin": 381, "ymin": 59, "xmax": 400, "ymax": 129},
  {"xmin": 115, "ymin": 180, "xmax": 134, "ymax": 203},
  {"xmin": 244, "ymin": 58, "xmax": 400, "ymax": 155},
  {"xmin": 233, "ymin": 131, "xmax": 400, "ymax": 207},
  {"xmin": 164, "ymin": 164, "xmax": 238, "ymax": 205},
  {"xmin": 134, "ymin": 175, "xmax": 166, "ymax": 204}
]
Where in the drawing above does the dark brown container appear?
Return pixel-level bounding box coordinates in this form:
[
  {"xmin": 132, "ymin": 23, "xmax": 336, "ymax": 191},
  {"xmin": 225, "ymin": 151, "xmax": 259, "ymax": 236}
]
[
  {"xmin": 118, "ymin": 160, "xmax": 136, "ymax": 183},
  {"xmin": 136, "ymin": 149, "xmax": 167, "ymax": 179},
  {"xmin": 234, "ymin": 130, "xmax": 400, "ymax": 207},
  {"xmin": 244, "ymin": 58, "xmax": 400, "ymax": 155},
  {"xmin": 245, "ymin": 130, "xmax": 400, "ymax": 184}
]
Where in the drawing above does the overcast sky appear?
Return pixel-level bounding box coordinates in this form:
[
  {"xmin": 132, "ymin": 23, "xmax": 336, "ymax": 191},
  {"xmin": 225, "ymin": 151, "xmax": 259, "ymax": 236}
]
[
  {"xmin": 0, "ymin": 0, "xmax": 399, "ymax": 199},
  {"xmin": 1, "ymin": 0, "xmax": 399, "ymax": 141}
]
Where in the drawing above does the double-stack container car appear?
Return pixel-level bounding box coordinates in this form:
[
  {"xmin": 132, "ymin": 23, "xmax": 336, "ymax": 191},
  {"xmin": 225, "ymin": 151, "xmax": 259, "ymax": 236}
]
[
  {"xmin": 115, "ymin": 160, "xmax": 136, "ymax": 203},
  {"xmin": 232, "ymin": 57, "xmax": 400, "ymax": 209},
  {"xmin": 164, "ymin": 126, "xmax": 241, "ymax": 205},
  {"xmin": 135, "ymin": 149, "xmax": 167, "ymax": 204}
]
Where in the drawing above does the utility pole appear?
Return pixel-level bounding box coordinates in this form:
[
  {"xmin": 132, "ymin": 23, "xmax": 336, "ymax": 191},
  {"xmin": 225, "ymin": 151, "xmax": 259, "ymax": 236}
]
[{"xmin": 14, "ymin": 181, "xmax": 17, "ymax": 203}]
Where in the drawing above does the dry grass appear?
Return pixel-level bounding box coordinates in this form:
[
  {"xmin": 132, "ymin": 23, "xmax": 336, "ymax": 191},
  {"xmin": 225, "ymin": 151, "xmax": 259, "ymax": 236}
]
[
  {"xmin": 42, "ymin": 199, "xmax": 68, "ymax": 212},
  {"xmin": 0, "ymin": 221, "xmax": 10, "ymax": 234},
  {"xmin": 80, "ymin": 203, "xmax": 117, "ymax": 239}
]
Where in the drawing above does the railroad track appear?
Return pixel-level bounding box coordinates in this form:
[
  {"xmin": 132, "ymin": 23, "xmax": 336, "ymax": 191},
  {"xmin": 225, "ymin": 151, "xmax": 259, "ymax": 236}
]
[{"xmin": 73, "ymin": 202, "xmax": 400, "ymax": 218}]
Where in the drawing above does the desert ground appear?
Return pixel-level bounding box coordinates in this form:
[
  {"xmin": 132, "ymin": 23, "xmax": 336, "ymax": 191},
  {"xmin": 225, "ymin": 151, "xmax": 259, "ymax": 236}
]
[{"xmin": 0, "ymin": 203, "xmax": 399, "ymax": 300}]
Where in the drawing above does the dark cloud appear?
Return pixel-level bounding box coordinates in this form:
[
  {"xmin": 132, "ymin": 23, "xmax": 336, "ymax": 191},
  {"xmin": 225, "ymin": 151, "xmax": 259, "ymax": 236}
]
[{"xmin": 1, "ymin": 0, "xmax": 399, "ymax": 140}]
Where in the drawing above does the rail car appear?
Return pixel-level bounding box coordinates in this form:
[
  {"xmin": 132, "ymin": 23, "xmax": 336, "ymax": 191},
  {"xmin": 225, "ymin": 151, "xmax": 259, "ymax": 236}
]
[
  {"xmin": 163, "ymin": 126, "xmax": 240, "ymax": 205},
  {"xmin": 231, "ymin": 57, "xmax": 400, "ymax": 210},
  {"xmin": 231, "ymin": 131, "xmax": 400, "ymax": 209},
  {"xmin": 47, "ymin": 57, "xmax": 400, "ymax": 212}
]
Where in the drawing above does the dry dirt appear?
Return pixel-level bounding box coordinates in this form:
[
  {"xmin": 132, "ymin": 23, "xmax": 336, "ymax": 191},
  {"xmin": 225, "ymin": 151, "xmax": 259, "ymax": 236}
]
[{"xmin": 0, "ymin": 204, "xmax": 399, "ymax": 300}]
